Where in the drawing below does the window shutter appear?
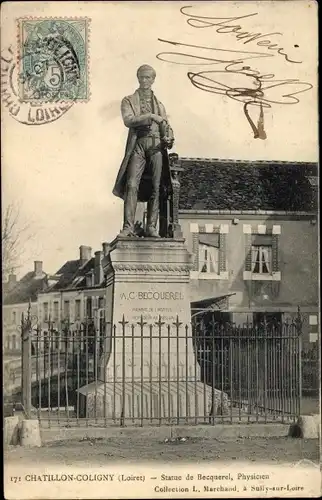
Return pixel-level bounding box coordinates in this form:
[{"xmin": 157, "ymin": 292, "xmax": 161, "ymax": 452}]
[
  {"xmin": 219, "ymin": 234, "xmax": 227, "ymax": 272},
  {"xmin": 192, "ymin": 232, "xmax": 199, "ymax": 271},
  {"xmin": 272, "ymin": 234, "xmax": 279, "ymax": 271},
  {"xmin": 245, "ymin": 234, "xmax": 252, "ymax": 271}
]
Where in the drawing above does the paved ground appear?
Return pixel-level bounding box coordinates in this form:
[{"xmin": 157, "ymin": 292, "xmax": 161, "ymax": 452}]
[{"xmin": 5, "ymin": 436, "xmax": 320, "ymax": 466}]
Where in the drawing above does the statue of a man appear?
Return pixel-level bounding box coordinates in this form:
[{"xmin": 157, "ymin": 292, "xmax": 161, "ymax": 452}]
[{"xmin": 112, "ymin": 65, "xmax": 174, "ymax": 237}]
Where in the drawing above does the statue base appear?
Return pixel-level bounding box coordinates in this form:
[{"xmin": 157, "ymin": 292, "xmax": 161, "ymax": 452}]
[
  {"xmin": 78, "ymin": 380, "xmax": 228, "ymax": 423},
  {"xmin": 78, "ymin": 237, "xmax": 228, "ymax": 422}
]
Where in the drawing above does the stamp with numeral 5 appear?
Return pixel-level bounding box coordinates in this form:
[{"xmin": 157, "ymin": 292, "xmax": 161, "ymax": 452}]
[{"xmin": 18, "ymin": 18, "xmax": 90, "ymax": 103}]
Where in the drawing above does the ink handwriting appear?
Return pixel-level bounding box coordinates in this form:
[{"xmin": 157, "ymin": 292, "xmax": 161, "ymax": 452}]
[
  {"xmin": 179, "ymin": 6, "xmax": 301, "ymax": 64},
  {"xmin": 156, "ymin": 40, "xmax": 312, "ymax": 107},
  {"xmin": 156, "ymin": 7, "xmax": 313, "ymax": 139}
]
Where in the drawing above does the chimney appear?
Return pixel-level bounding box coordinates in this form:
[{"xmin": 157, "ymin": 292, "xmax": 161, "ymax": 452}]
[
  {"xmin": 79, "ymin": 245, "xmax": 92, "ymax": 265},
  {"xmin": 102, "ymin": 242, "xmax": 110, "ymax": 256},
  {"xmin": 34, "ymin": 261, "xmax": 43, "ymax": 278},
  {"xmin": 85, "ymin": 270, "xmax": 94, "ymax": 287},
  {"xmin": 94, "ymin": 251, "xmax": 104, "ymax": 285},
  {"xmin": 8, "ymin": 274, "xmax": 17, "ymax": 289}
]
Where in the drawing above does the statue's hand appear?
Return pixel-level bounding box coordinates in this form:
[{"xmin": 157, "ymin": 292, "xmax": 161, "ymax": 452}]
[
  {"xmin": 151, "ymin": 114, "xmax": 165, "ymax": 125},
  {"xmin": 162, "ymin": 137, "xmax": 174, "ymax": 150}
]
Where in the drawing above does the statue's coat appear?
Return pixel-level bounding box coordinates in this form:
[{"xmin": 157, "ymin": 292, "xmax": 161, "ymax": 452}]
[{"xmin": 112, "ymin": 90, "xmax": 174, "ymax": 202}]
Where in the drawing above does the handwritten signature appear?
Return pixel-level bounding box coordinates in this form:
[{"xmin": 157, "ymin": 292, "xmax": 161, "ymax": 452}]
[
  {"xmin": 156, "ymin": 7, "xmax": 313, "ymax": 139},
  {"xmin": 179, "ymin": 7, "xmax": 301, "ymax": 64}
]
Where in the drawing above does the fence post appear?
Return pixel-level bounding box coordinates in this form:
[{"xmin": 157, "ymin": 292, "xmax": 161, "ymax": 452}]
[
  {"xmin": 21, "ymin": 306, "xmax": 32, "ymax": 418},
  {"xmin": 296, "ymin": 306, "xmax": 302, "ymax": 417}
]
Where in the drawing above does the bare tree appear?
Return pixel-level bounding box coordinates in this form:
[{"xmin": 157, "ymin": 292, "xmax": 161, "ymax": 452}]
[{"xmin": 2, "ymin": 202, "xmax": 34, "ymax": 281}]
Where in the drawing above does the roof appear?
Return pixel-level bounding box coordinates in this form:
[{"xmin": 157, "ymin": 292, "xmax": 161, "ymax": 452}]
[
  {"xmin": 4, "ymin": 256, "xmax": 100, "ymax": 300},
  {"xmin": 48, "ymin": 259, "xmax": 83, "ymax": 290},
  {"xmin": 46, "ymin": 257, "xmax": 98, "ymax": 291},
  {"xmin": 178, "ymin": 159, "xmax": 318, "ymax": 212},
  {"xmin": 3, "ymin": 271, "xmax": 46, "ymax": 305}
]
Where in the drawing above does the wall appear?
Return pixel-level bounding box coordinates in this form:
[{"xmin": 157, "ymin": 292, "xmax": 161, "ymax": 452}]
[
  {"xmin": 179, "ymin": 212, "xmax": 319, "ymax": 314},
  {"xmin": 3, "ymin": 302, "xmax": 37, "ymax": 355},
  {"xmin": 37, "ymin": 288, "xmax": 106, "ymax": 326}
]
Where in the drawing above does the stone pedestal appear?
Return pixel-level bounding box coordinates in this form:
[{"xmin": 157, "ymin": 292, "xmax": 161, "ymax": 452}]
[{"xmin": 78, "ymin": 237, "xmax": 227, "ymax": 423}]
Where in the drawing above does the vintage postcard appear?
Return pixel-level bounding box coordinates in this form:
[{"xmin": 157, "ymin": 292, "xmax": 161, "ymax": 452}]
[{"xmin": 2, "ymin": 1, "xmax": 320, "ymax": 499}]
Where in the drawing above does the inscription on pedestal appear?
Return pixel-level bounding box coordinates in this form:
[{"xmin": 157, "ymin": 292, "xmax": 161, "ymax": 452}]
[{"xmin": 115, "ymin": 285, "xmax": 188, "ymax": 326}]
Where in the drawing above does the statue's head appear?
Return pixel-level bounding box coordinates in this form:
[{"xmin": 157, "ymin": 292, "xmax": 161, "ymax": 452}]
[{"xmin": 137, "ymin": 65, "xmax": 156, "ymax": 90}]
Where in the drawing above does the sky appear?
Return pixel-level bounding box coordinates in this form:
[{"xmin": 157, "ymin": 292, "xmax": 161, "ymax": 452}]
[{"xmin": 2, "ymin": 1, "xmax": 318, "ymax": 278}]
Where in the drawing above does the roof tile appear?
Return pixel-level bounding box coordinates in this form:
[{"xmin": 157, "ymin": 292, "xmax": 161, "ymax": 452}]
[{"xmin": 179, "ymin": 160, "xmax": 317, "ymax": 212}]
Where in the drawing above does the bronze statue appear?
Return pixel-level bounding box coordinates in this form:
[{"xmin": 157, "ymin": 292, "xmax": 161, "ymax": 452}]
[{"xmin": 112, "ymin": 65, "xmax": 174, "ymax": 237}]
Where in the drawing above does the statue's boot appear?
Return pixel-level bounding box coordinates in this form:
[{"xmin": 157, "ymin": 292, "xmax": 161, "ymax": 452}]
[
  {"xmin": 118, "ymin": 227, "xmax": 137, "ymax": 238},
  {"xmin": 146, "ymin": 226, "xmax": 160, "ymax": 238},
  {"xmin": 119, "ymin": 186, "xmax": 138, "ymax": 237}
]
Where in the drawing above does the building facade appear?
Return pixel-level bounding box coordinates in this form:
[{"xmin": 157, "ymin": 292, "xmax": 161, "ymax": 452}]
[
  {"xmin": 177, "ymin": 158, "xmax": 319, "ymax": 350},
  {"xmin": 36, "ymin": 244, "xmax": 109, "ymax": 336},
  {"xmin": 3, "ymin": 158, "xmax": 318, "ymax": 355},
  {"xmin": 3, "ymin": 261, "xmax": 47, "ymax": 356}
]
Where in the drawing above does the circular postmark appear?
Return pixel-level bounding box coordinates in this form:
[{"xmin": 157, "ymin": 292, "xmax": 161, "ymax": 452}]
[{"xmin": 1, "ymin": 45, "xmax": 73, "ymax": 125}]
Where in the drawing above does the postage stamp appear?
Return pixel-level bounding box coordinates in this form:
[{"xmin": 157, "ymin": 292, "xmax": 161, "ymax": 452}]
[{"xmin": 17, "ymin": 18, "xmax": 90, "ymax": 102}]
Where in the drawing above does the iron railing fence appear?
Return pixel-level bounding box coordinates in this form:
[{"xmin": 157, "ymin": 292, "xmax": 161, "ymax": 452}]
[
  {"xmin": 17, "ymin": 311, "xmax": 303, "ymax": 428},
  {"xmin": 301, "ymin": 346, "xmax": 319, "ymax": 397}
]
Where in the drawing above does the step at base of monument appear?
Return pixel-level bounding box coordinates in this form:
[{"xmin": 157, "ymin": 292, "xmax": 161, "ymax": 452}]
[{"xmin": 78, "ymin": 381, "xmax": 228, "ymax": 420}]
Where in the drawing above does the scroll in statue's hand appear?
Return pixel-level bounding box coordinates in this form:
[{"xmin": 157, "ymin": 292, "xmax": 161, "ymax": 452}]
[
  {"xmin": 150, "ymin": 113, "xmax": 165, "ymax": 124},
  {"xmin": 162, "ymin": 137, "xmax": 174, "ymax": 150}
]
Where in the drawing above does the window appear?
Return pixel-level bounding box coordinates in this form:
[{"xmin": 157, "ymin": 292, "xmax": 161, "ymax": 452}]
[
  {"xmin": 86, "ymin": 297, "xmax": 92, "ymax": 319},
  {"xmin": 97, "ymin": 297, "xmax": 105, "ymax": 337},
  {"xmin": 43, "ymin": 302, "xmax": 49, "ymax": 321},
  {"xmin": 75, "ymin": 299, "xmax": 81, "ymax": 320},
  {"xmin": 199, "ymin": 244, "xmax": 219, "ymax": 274},
  {"xmin": 53, "ymin": 301, "xmax": 59, "ymax": 321},
  {"xmin": 4, "ymin": 310, "xmax": 11, "ymax": 325},
  {"xmin": 251, "ymin": 245, "xmax": 272, "ymax": 274},
  {"xmin": 12, "ymin": 335, "xmax": 17, "ymax": 350},
  {"xmin": 196, "ymin": 232, "xmax": 222, "ymax": 276},
  {"xmin": 244, "ymin": 232, "xmax": 280, "ymax": 281},
  {"xmin": 12, "ymin": 311, "xmax": 17, "ymax": 324},
  {"xmin": 63, "ymin": 300, "xmax": 70, "ymax": 319},
  {"xmin": 190, "ymin": 225, "xmax": 229, "ymax": 280}
]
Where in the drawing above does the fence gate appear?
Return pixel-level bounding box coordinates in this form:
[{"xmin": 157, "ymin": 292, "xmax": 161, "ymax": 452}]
[{"xmin": 14, "ymin": 309, "xmax": 303, "ymax": 428}]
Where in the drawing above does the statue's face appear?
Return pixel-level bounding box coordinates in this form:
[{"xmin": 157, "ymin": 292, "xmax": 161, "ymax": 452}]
[{"xmin": 137, "ymin": 70, "xmax": 155, "ymax": 90}]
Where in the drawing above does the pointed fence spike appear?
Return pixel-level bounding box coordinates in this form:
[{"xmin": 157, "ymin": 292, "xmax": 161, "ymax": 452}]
[
  {"xmin": 155, "ymin": 315, "xmax": 165, "ymax": 329},
  {"xmin": 136, "ymin": 315, "xmax": 146, "ymax": 329}
]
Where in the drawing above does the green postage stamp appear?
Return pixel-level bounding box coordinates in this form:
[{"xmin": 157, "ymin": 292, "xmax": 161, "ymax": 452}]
[{"xmin": 18, "ymin": 18, "xmax": 90, "ymax": 102}]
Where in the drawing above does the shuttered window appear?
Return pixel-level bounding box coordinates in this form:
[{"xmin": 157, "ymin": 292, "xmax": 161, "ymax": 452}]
[
  {"xmin": 245, "ymin": 233, "xmax": 279, "ymax": 273},
  {"xmin": 192, "ymin": 231, "xmax": 226, "ymax": 275},
  {"xmin": 251, "ymin": 245, "xmax": 272, "ymax": 274}
]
